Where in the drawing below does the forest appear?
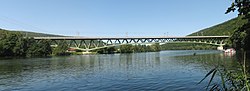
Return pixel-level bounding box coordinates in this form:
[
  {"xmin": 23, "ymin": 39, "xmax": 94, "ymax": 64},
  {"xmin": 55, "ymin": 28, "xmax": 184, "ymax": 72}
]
[{"xmin": 0, "ymin": 30, "xmax": 68, "ymax": 57}]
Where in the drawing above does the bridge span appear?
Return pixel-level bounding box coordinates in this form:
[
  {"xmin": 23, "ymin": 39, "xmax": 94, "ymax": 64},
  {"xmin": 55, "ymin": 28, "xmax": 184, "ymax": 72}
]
[
  {"xmin": 33, "ymin": 36, "xmax": 230, "ymax": 52},
  {"xmin": 34, "ymin": 36, "xmax": 229, "ymax": 40}
]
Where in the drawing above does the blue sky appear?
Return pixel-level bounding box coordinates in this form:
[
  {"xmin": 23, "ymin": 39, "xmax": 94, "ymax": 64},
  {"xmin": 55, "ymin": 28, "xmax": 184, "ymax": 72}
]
[{"xmin": 0, "ymin": 0, "xmax": 237, "ymax": 36}]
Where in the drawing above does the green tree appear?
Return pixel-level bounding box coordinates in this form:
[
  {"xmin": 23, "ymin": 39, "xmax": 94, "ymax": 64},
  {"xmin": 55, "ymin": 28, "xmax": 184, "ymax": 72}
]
[
  {"xmin": 226, "ymin": 0, "xmax": 250, "ymax": 15},
  {"xmin": 0, "ymin": 31, "xmax": 53, "ymax": 57},
  {"xmin": 200, "ymin": 2, "xmax": 250, "ymax": 90},
  {"xmin": 52, "ymin": 40, "xmax": 69, "ymax": 56},
  {"xmin": 226, "ymin": 0, "xmax": 250, "ymax": 51},
  {"xmin": 26, "ymin": 39, "xmax": 52, "ymax": 57},
  {"xmin": 2, "ymin": 32, "xmax": 20, "ymax": 56},
  {"xmin": 97, "ymin": 47, "xmax": 116, "ymax": 54},
  {"xmin": 0, "ymin": 32, "xmax": 26, "ymax": 56},
  {"xmin": 120, "ymin": 44, "xmax": 133, "ymax": 53},
  {"xmin": 150, "ymin": 43, "xmax": 161, "ymax": 52},
  {"xmin": 13, "ymin": 38, "xmax": 29, "ymax": 56}
]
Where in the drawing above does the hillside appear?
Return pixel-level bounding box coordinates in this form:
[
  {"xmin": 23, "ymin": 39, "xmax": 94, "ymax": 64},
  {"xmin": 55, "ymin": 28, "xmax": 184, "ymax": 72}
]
[
  {"xmin": 162, "ymin": 16, "xmax": 248, "ymax": 50},
  {"xmin": 0, "ymin": 28, "xmax": 63, "ymax": 37},
  {"xmin": 188, "ymin": 16, "xmax": 248, "ymax": 36}
]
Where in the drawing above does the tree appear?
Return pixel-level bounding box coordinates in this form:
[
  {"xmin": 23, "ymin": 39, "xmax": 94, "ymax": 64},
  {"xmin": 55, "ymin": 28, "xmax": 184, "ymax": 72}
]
[
  {"xmin": 26, "ymin": 39, "xmax": 52, "ymax": 57},
  {"xmin": 52, "ymin": 40, "xmax": 70, "ymax": 56},
  {"xmin": 13, "ymin": 38, "xmax": 29, "ymax": 56},
  {"xmin": 119, "ymin": 44, "xmax": 133, "ymax": 53},
  {"xmin": 0, "ymin": 31, "xmax": 53, "ymax": 57},
  {"xmin": 150, "ymin": 43, "xmax": 161, "ymax": 52},
  {"xmin": 226, "ymin": 0, "xmax": 250, "ymax": 15},
  {"xmin": 226, "ymin": 0, "xmax": 250, "ymax": 51},
  {"xmin": 0, "ymin": 32, "xmax": 25, "ymax": 56},
  {"xmin": 97, "ymin": 47, "xmax": 116, "ymax": 54}
]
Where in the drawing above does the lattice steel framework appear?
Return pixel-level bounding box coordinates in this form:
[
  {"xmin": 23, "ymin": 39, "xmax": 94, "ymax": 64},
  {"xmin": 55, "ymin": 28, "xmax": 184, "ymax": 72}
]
[{"xmin": 34, "ymin": 36, "xmax": 229, "ymax": 52}]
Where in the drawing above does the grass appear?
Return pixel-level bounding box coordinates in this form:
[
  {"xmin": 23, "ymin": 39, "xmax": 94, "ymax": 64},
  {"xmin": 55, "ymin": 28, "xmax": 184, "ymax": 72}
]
[{"xmin": 199, "ymin": 51, "xmax": 249, "ymax": 91}]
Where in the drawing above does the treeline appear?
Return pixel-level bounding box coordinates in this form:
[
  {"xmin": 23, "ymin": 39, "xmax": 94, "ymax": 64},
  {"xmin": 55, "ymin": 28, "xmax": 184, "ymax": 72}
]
[
  {"xmin": 96, "ymin": 43, "xmax": 161, "ymax": 54},
  {"xmin": 160, "ymin": 43, "xmax": 217, "ymax": 50},
  {"xmin": 119, "ymin": 43, "xmax": 161, "ymax": 53},
  {"xmin": 0, "ymin": 28, "xmax": 63, "ymax": 37},
  {"xmin": 0, "ymin": 31, "xmax": 68, "ymax": 57},
  {"xmin": 0, "ymin": 31, "xmax": 51, "ymax": 57},
  {"xmin": 96, "ymin": 43, "xmax": 216, "ymax": 54},
  {"xmin": 189, "ymin": 16, "xmax": 247, "ymax": 36}
]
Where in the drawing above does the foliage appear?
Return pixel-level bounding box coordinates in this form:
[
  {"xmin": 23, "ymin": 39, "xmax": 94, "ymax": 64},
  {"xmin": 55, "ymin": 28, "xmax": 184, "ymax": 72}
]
[
  {"xmin": 96, "ymin": 43, "xmax": 161, "ymax": 54},
  {"xmin": 161, "ymin": 43, "xmax": 217, "ymax": 50},
  {"xmin": 226, "ymin": 0, "xmax": 250, "ymax": 51},
  {"xmin": 225, "ymin": 0, "xmax": 250, "ymax": 15},
  {"xmin": 191, "ymin": 0, "xmax": 250, "ymax": 51},
  {"xmin": 199, "ymin": 52, "xmax": 249, "ymax": 91},
  {"xmin": 52, "ymin": 40, "xmax": 70, "ymax": 56},
  {"xmin": 199, "ymin": 1, "xmax": 250, "ymax": 90},
  {"xmin": 26, "ymin": 39, "xmax": 52, "ymax": 57},
  {"xmin": 0, "ymin": 31, "xmax": 21, "ymax": 56},
  {"xmin": 151, "ymin": 43, "xmax": 161, "ymax": 52},
  {"xmin": 96, "ymin": 47, "xmax": 116, "ymax": 54},
  {"xmin": 118, "ymin": 44, "xmax": 161, "ymax": 53},
  {"xmin": 119, "ymin": 44, "xmax": 134, "ymax": 53},
  {"xmin": 189, "ymin": 16, "xmax": 247, "ymax": 36},
  {"xmin": 97, "ymin": 43, "xmax": 216, "ymax": 54},
  {"xmin": 190, "ymin": 0, "xmax": 249, "ymax": 37},
  {"xmin": 0, "ymin": 31, "xmax": 52, "ymax": 57},
  {"xmin": 0, "ymin": 28, "xmax": 63, "ymax": 37}
]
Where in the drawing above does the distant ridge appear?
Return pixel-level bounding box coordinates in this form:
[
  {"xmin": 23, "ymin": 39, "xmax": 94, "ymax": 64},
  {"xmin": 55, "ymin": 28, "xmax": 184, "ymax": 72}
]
[
  {"xmin": 0, "ymin": 28, "xmax": 64, "ymax": 37},
  {"xmin": 188, "ymin": 16, "xmax": 247, "ymax": 36}
]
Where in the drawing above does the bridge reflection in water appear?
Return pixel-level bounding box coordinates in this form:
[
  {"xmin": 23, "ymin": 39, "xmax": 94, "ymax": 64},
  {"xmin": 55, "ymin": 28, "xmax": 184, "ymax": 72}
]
[{"xmin": 34, "ymin": 36, "xmax": 229, "ymax": 52}]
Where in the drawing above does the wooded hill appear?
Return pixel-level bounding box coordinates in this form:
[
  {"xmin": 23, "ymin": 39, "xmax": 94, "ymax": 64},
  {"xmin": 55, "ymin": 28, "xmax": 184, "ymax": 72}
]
[
  {"xmin": 0, "ymin": 28, "xmax": 63, "ymax": 37},
  {"xmin": 161, "ymin": 16, "xmax": 247, "ymax": 50},
  {"xmin": 188, "ymin": 16, "xmax": 247, "ymax": 36}
]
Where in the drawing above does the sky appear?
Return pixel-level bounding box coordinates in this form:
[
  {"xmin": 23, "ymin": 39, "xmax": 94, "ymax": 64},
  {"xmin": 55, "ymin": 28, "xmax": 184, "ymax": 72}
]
[{"xmin": 0, "ymin": 0, "xmax": 238, "ymax": 37}]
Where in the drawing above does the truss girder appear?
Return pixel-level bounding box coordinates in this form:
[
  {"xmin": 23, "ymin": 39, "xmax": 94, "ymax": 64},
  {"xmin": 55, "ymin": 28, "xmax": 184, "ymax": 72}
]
[{"xmin": 36, "ymin": 37, "xmax": 228, "ymax": 51}]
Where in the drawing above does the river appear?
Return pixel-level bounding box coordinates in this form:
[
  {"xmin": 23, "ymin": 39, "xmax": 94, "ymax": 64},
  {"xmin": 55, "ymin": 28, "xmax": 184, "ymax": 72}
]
[{"xmin": 0, "ymin": 50, "xmax": 240, "ymax": 91}]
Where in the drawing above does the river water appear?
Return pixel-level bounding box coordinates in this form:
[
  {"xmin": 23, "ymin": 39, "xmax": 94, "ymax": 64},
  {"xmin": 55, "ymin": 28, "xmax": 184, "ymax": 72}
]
[{"xmin": 0, "ymin": 50, "xmax": 240, "ymax": 91}]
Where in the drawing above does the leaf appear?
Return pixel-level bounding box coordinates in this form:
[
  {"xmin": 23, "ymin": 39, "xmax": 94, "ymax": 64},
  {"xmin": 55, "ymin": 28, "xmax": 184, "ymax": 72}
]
[
  {"xmin": 198, "ymin": 67, "xmax": 218, "ymax": 84},
  {"xmin": 207, "ymin": 69, "xmax": 217, "ymax": 90},
  {"xmin": 210, "ymin": 84, "xmax": 219, "ymax": 91},
  {"xmin": 220, "ymin": 71, "xmax": 226, "ymax": 90}
]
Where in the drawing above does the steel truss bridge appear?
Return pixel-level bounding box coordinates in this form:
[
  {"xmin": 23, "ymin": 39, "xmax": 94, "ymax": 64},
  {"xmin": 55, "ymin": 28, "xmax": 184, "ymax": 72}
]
[{"xmin": 34, "ymin": 36, "xmax": 230, "ymax": 52}]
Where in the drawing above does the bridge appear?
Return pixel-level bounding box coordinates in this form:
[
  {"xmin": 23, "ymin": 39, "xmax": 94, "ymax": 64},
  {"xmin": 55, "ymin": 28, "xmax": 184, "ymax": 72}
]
[{"xmin": 34, "ymin": 36, "xmax": 230, "ymax": 52}]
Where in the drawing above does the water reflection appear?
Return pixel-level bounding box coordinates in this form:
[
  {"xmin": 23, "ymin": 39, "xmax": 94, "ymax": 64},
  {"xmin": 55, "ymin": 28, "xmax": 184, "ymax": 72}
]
[
  {"xmin": 0, "ymin": 50, "xmax": 243, "ymax": 91},
  {"xmin": 173, "ymin": 52, "xmax": 241, "ymax": 69}
]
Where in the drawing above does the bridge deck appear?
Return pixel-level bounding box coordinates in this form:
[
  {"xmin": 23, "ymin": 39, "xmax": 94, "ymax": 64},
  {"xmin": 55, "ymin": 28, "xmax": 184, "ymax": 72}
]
[{"xmin": 34, "ymin": 36, "xmax": 230, "ymax": 40}]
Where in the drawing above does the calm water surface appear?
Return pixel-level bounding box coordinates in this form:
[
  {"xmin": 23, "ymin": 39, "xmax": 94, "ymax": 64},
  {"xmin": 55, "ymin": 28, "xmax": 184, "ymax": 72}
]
[{"xmin": 0, "ymin": 50, "xmax": 239, "ymax": 91}]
